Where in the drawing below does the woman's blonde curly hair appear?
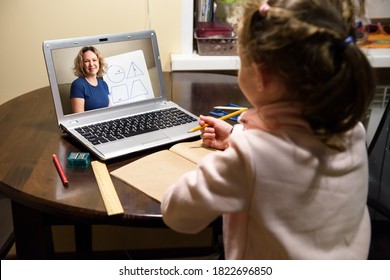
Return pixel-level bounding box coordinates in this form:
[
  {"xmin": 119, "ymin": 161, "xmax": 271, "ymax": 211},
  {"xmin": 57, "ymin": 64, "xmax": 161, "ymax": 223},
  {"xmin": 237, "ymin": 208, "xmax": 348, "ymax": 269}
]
[{"xmin": 73, "ymin": 46, "xmax": 108, "ymax": 78}]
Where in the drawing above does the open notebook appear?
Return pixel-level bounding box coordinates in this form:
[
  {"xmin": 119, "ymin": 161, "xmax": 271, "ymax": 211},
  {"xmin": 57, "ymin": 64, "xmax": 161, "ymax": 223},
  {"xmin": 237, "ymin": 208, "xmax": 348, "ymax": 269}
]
[
  {"xmin": 111, "ymin": 140, "xmax": 218, "ymax": 202},
  {"xmin": 43, "ymin": 30, "xmax": 200, "ymax": 160}
]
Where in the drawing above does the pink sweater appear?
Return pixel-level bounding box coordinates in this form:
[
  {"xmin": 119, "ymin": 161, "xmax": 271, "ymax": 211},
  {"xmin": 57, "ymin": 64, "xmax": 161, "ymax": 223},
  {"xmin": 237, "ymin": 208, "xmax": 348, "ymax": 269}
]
[{"xmin": 161, "ymin": 103, "xmax": 371, "ymax": 259}]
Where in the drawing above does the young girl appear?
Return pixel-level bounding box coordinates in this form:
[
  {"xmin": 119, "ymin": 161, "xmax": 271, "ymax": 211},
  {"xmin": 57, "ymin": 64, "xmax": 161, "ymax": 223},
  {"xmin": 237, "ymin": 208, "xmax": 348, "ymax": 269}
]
[{"xmin": 161, "ymin": 0, "xmax": 375, "ymax": 259}]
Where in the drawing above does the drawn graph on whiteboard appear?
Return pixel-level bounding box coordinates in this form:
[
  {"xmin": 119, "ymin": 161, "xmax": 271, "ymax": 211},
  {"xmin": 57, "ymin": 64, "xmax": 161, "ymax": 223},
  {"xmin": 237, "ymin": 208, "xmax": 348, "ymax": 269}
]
[
  {"xmin": 103, "ymin": 50, "xmax": 153, "ymax": 105},
  {"xmin": 127, "ymin": 62, "xmax": 144, "ymax": 79},
  {"xmin": 106, "ymin": 65, "xmax": 126, "ymax": 83},
  {"xmin": 130, "ymin": 79, "xmax": 148, "ymax": 99}
]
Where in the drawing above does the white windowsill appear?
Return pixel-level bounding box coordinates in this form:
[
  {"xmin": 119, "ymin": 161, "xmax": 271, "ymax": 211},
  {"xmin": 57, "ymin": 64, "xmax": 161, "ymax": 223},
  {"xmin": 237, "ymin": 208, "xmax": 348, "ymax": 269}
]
[
  {"xmin": 361, "ymin": 48, "xmax": 390, "ymax": 68},
  {"xmin": 171, "ymin": 48, "xmax": 390, "ymax": 71},
  {"xmin": 171, "ymin": 53, "xmax": 241, "ymax": 71}
]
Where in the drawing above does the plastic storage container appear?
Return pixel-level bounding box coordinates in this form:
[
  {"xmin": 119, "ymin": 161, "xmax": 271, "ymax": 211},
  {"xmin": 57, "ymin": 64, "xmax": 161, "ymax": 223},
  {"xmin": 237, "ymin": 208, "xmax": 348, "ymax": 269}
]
[{"xmin": 195, "ymin": 22, "xmax": 237, "ymax": 56}]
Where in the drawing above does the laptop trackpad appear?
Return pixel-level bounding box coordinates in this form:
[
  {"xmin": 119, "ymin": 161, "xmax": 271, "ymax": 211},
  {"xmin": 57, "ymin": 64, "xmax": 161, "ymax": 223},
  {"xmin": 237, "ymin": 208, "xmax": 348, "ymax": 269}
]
[{"xmin": 142, "ymin": 134, "xmax": 170, "ymax": 147}]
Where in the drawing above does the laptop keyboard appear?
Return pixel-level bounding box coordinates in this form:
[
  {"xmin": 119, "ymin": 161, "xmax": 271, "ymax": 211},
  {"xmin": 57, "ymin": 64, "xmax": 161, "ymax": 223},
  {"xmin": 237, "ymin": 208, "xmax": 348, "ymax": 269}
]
[{"xmin": 75, "ymin": 108, "xmax": 197, "ymax": 145}]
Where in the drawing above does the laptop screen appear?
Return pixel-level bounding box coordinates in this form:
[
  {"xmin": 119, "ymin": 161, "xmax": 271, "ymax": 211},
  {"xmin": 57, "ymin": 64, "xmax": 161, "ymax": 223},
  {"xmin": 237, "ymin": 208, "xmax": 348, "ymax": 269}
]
[{"xmin": 43, "ymin": 30, "xmax": 165, "ymax": 121}]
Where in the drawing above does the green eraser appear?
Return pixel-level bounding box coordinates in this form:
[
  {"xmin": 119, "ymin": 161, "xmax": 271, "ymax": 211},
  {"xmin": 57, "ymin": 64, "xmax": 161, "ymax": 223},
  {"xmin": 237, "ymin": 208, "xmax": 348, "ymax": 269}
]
[{"xmin": 67, "ymin": 152, "xmax": 90, "ymax": 168}]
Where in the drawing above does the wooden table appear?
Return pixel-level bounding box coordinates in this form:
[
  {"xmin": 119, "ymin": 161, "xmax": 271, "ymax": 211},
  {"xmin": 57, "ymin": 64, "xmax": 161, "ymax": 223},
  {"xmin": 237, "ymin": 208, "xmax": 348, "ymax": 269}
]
[{"xmin": 0, "ymin": 72, "xmax": 249, "ymax": 259}]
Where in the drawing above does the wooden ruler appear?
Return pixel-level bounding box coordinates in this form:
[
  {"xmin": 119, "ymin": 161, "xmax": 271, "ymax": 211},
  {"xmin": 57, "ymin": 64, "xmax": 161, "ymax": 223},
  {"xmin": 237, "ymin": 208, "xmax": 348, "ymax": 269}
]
[{"xmin": 91, "ymin": 161, "xmax": 124, "ymax": 216}]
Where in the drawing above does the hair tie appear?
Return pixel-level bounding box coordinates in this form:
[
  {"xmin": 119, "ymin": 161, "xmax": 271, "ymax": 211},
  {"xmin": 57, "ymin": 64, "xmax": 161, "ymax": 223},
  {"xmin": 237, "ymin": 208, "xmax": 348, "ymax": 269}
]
[
  {"xmin": 343, "ymin": 35, "xmax": 354, "ymax": 46},
  {"xmin": 259, "ymin": 2, "xmax": 271, "ymax": 16}
]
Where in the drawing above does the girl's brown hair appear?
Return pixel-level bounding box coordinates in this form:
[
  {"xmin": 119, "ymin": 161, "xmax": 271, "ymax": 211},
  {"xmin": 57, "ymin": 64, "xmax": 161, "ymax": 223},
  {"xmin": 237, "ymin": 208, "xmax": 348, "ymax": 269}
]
[{"xmin": 238, "ymin": 0, "xmax": 375, "ymax": 136}]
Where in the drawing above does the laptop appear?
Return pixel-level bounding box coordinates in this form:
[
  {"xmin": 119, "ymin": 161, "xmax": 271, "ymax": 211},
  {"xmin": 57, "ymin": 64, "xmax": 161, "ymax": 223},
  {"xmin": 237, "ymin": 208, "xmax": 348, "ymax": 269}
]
[{"xmin": 43, "ymin": 30, "xmax": 200, "ymax": 160}]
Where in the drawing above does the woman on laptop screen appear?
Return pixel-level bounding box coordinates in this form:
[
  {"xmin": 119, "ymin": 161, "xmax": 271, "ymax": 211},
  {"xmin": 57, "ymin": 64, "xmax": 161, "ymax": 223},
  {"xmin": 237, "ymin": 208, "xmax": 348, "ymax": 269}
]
[{"xmin": 70, "ymin": 46, "xmax": 111, "ymax": 113}]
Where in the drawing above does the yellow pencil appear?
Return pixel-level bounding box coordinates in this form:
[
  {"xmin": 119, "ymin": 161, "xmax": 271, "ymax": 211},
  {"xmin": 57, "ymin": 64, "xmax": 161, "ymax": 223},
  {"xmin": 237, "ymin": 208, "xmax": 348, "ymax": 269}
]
[{"xmin": 188, "ymin": 107, "xmax": 248, "ymax": 133}]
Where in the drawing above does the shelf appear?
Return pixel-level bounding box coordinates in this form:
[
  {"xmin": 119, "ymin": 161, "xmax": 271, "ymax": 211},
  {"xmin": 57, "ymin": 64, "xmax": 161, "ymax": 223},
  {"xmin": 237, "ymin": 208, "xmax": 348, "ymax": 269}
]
[
  {"xmin": 178, "ymin": 1, "xmax": 390, "ymax": 71},
  {"xmin": 171, "ymin": 48, "xmax": 390, "ymax": 71}
]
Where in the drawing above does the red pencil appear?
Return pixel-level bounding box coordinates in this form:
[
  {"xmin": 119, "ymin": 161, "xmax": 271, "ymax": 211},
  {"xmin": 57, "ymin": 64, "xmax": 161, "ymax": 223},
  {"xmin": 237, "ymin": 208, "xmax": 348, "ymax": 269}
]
[{"xmin": 53, "ymin": 154, "xmax": 69, "ymax": 187}]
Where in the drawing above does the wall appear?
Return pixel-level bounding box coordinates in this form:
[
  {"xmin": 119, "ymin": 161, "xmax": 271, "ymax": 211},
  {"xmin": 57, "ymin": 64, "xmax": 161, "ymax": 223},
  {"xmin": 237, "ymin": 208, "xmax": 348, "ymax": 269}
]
[
  {"xmin": 0, "ymin": 0, "xmax": 182, "ymax": 105},
  {"xmin": 366, "ymin": 0, "xmax": 390, "ymax": 19}
]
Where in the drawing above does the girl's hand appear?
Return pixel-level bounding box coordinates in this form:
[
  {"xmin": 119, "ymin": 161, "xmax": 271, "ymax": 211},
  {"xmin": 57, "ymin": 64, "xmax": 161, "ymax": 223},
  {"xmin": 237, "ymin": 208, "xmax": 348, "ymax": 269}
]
[{"xmin": 199, "ymin": 115, "xmax": 233, "ymax": 150}]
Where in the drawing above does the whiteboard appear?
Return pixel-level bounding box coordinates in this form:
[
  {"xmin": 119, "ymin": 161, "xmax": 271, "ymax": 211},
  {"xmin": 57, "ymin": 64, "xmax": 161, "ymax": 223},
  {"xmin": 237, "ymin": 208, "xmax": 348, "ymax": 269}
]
[{"xmin": 103, "ymin": 50, "xmax": 154, "ymax": 106}]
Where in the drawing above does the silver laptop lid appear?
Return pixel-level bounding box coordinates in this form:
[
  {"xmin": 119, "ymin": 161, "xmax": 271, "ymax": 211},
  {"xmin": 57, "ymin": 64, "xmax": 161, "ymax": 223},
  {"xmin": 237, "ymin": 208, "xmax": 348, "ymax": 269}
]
[{"xmin": 43, "ymin": 30, "xmax": 166, "ymax": 129}]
